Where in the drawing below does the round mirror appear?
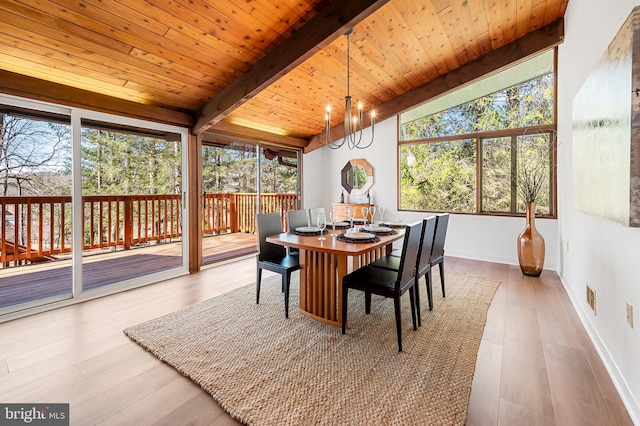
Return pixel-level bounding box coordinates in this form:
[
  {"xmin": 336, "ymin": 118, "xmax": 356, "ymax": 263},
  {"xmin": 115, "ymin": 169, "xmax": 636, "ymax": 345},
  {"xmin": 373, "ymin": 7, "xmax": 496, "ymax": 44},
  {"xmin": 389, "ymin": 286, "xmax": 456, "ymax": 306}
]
[{"xmin": 341, "ymin": 159, "xmax": 373, "ymax": 195}]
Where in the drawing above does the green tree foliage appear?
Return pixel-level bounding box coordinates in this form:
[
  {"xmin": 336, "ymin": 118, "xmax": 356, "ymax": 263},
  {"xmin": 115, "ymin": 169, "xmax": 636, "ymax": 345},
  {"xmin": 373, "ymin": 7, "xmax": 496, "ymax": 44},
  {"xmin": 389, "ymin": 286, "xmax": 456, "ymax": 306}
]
[
  {"xmin": 401, "ymin": 74, "xmax": 554, "ymax": 140},
  {"xmin": 399, "ymin": 73, "xmax": 554, "ymax": 213},
  {"xmin": 260, "ymin": 156, "xmax": 297, "ymax": 194},
  {"xmin": 202, "ymin": 145, "xmax": 257, "ymax": 193},
  {"xmin": 81, "ymin": 129, "xmax": 181, "ymax": 196},
  {"xmin": 400, "ymin": 140, "xmax": 476, "ymax": 212},
  {"xmin": 482, "ymin": 137, "xmax": 512, "ymax": 213},
  {"xmin": 202, "ymin": 145, "xmax": 297, "ymax": 194},
  {"xmin": 515, "ymin": 133, "xmax": 551, "ymax": 214}
]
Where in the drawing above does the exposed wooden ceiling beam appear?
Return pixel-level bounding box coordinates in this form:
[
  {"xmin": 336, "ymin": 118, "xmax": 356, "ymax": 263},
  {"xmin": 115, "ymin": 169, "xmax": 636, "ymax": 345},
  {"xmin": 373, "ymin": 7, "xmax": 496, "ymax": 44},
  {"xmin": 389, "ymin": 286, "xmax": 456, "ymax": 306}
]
[
  {"xmin": 192, "ymin": 0, "xmax": 390, "ymax": 135},
  {"xmin": 0, "ymin": 70, "xmax": 194, "ymax": 127},
  {"xmin": 205, "ymin": 120, "xmax": 308, "ymax": 149},
  {"xmin": 306, "ymin": 18, "xmax": 565, "ymax": 153}
]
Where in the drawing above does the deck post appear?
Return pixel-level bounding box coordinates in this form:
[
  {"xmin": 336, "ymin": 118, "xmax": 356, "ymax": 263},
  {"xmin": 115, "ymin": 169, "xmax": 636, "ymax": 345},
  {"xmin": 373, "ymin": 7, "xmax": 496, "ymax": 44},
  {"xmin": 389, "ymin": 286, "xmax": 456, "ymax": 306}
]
[
  {"xmin": 124, "ymin": 197, "xmax": 132, "ymax": 250},
  {"xmin": 230, "ymin": 194, "xmax": 238, "ymax": 233}
]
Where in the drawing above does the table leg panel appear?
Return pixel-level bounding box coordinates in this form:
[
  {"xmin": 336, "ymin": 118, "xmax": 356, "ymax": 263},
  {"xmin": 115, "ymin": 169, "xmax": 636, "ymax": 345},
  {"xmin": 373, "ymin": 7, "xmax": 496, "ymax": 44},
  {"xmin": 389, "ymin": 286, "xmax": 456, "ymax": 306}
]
[
  {"xmin": 299, "ymin": 250, "xmax": 340, "ymax": 324},
  {"xmin": 336, "ymin": 255, "xmax": 347, "ymax": 325},
  {"xmin": 297, "ymin": 244, "xmax": 394, "ymax": 327},
  {"xmin": 300, "ymin": 249, "xmax": 308, "ymax": 311}
]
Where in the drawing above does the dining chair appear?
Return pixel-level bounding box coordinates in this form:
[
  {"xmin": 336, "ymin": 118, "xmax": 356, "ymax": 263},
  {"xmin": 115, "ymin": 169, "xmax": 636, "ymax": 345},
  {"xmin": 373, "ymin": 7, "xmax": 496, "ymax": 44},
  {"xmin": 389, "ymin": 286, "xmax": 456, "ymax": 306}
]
[
  {"xmin": 287, "ymin": 209, "xmax": 309, "ymax": 232},
  {"xmin": 256, "ymin": 212, "xmax": 300, "ymax": 318},
  {"xmin": 430, "ymin": 213, "xmax": 450, "ymax": 298},
  {"xmin": 368, "ymin": 216, "xmax": 437, "ymax": 326},
  {"xmin": 341, "ymin": 220, "xmax": 423, "ymax": 352},
  {"xmin": 308, "ymin": 207, "xmax": 326, "ymax": 228},
  {"xmin": 286, "ymin": 209, "xmax": 309, "ymax": 255},
  {"xmin": 389, "ymin": 214, "xmax": 449, "ymax": 295}
]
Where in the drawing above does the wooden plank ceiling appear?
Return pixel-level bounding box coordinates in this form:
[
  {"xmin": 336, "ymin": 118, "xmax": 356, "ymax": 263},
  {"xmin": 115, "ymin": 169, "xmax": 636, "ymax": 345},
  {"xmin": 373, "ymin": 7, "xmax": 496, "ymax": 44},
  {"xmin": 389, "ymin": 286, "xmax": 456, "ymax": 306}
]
[{"xmin": 0, "ymin": 0, "xmax": 568, "ymax": 152}]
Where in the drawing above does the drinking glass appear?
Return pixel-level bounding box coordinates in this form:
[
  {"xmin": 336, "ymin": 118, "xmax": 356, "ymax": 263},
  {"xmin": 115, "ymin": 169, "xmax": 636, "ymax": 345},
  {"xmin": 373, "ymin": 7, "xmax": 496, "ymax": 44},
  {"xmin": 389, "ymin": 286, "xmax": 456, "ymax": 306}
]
[
  {"xmin": 361, "ymin": 207, "xmax": 369, "ymax": 226},
  {"xmin": 329, "ymin": 211, "xmax": 337, "ymax": 236},
  {"xmin": 369, "ymin": 206, "xmax": 377, "ymax": 225},
  {"xmin": 347, "ymin": 207, "xmax": 355, "ymax": 230},
  {"xmin": 317, "ymin": 213, "xmax": 327, "ymax": 240},
  {"xmin": 379, "ymin": 205, "xmax": 386, "ymax": 223}
]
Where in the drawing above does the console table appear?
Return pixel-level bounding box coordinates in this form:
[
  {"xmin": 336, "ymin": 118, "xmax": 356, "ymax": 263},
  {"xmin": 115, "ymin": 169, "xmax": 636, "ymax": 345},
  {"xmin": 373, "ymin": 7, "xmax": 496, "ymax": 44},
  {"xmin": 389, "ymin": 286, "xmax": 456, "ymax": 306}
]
[{"xmin": 331, "ymin": 203, "xmax": 374, "ymax": 221}]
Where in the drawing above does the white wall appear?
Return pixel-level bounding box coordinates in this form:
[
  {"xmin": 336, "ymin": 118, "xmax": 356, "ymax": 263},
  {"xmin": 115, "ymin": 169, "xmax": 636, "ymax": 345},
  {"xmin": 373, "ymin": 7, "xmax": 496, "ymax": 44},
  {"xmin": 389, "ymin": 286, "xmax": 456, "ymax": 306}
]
[
  {"xmin": 302, "ymin": 116, "xmax": 558, "ymax": 268},
  {"xmin": 558, "ymin": 1, "xmax": 640, "ymax": 422}
]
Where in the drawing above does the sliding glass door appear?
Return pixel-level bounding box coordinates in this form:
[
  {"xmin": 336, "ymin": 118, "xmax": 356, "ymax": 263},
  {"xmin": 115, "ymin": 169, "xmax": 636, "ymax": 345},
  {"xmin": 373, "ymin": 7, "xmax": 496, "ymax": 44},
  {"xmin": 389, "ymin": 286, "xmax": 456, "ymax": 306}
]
[
  {"xmin": 80, "ymin": 120, "xmax": 185, "ymax": 291},
  {"xmin": 259, "ymin": 145, "xmax": 299, "ymax": 214},
  {"xmin": 0, "ymin": 95, "xmax": 189, "ymax": 317},
  {"xmin": 0, "ymin": 105, "xmax": 73, "ymax": 311},
  {"xmin": 201, "ymin": 138, "xmax": 300, "ymax": 265},
  {"xmin": 201, "ymin": 141, "xmax": 258, "ymax": 264}
]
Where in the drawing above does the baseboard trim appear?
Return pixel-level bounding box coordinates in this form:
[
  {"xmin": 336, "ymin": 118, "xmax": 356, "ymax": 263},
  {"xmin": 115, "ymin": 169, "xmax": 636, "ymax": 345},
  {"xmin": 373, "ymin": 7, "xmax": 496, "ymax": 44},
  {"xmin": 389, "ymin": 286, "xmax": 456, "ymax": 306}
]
[{"xmin": 559, "ymin": 274, "xmax": 640, "ymax": 425}]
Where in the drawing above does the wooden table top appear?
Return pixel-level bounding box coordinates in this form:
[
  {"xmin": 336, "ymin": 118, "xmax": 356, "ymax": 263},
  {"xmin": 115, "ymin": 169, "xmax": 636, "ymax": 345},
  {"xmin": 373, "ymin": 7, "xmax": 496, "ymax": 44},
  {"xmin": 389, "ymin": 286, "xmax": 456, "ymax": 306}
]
[{"xmin": 266, "ymin": 228, "xmax": 404, "ymax": 256}]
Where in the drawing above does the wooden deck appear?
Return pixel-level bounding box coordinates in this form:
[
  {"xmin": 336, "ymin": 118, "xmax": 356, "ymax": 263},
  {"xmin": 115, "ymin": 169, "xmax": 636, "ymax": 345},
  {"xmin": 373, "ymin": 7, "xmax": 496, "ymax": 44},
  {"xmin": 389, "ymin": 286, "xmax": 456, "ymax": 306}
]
[
  {"xmin": 202, "ymin": 232, "xmax": 257, "ymax": 264},
  {"xmin": 0, "ymin": 232, "xmax": 257, "ymax": 310}
]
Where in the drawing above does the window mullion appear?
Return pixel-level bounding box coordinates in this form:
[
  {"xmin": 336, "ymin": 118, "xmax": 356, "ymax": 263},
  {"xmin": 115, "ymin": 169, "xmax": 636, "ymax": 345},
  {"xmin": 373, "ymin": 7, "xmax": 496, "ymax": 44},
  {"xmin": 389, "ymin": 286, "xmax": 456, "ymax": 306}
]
[
  {"xmin": 477, "ymin": 137, "xmax": 482, "ymax": 214},
  {"xmin": 511, "ymin": 135, "xmax": 517, "ymax": 214}
]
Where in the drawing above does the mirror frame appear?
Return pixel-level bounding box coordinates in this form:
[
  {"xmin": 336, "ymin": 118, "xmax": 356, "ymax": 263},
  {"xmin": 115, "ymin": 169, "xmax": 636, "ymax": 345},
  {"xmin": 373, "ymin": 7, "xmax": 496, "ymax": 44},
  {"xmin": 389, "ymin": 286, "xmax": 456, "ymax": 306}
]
[{"xmin": 341, "ymin": 159, "xmax": 373, "ymax": 195}]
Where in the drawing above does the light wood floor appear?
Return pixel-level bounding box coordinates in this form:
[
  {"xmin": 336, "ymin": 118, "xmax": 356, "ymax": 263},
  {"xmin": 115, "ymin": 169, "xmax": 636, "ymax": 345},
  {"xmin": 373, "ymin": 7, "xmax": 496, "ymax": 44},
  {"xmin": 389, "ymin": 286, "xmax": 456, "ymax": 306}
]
[{"xmin": 0, "ymin": 257, "xmax": 632, "ymax": 425}]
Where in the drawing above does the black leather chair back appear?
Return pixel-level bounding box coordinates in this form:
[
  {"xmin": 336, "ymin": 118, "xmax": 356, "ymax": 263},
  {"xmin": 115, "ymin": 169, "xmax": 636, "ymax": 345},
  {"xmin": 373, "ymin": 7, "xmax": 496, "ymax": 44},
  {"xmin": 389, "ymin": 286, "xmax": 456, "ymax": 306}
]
[
  {"xmin": 257, "ymin": 212, "xmax": 285, "ymax": 261},
  {"xmin": 395, "ymin": 221, "xmax": 422, "ymax": 291},
  {"xmin": 417, "ymin": 216, "xmax": 437, "ymax": 274},
  {"xmin": 430, "ymin": 213, "xmax": 450, "ymax": 263}
]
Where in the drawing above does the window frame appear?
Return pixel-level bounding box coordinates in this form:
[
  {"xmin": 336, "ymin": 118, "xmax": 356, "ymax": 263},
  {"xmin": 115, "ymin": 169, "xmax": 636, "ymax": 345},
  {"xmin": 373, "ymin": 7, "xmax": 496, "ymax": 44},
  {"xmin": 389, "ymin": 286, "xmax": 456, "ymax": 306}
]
[
  {"xmin": 397, "ymin": 124, "xmax": 557, "ymax": 218},
  {"xmin": 396, "ymin": 50, "xmax": 558, "ymax": 219}
]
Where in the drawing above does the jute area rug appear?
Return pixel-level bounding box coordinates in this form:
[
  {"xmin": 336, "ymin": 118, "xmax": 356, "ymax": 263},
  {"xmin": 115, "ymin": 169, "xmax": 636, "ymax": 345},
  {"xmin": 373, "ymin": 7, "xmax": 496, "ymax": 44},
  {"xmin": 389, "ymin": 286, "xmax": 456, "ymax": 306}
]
[{"xmin": 124, "ymin": 270, "xmax": 499, "ymax": 425}]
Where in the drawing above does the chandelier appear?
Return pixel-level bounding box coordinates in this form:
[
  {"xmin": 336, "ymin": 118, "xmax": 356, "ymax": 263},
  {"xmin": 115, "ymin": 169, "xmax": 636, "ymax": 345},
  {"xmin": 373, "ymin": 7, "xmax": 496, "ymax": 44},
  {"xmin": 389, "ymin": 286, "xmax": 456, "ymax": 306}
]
[{"xmin": 325, "ymin": 29, "xmax": 376, "ymax": 149}]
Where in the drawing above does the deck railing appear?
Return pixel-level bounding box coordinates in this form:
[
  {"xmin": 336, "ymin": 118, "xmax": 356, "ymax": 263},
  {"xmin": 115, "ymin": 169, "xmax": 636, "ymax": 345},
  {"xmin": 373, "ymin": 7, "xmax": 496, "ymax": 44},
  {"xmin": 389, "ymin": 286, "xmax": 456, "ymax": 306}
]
[{"xmin": 1, "ymin": 193, "xmax": 297, "ymax": 267}]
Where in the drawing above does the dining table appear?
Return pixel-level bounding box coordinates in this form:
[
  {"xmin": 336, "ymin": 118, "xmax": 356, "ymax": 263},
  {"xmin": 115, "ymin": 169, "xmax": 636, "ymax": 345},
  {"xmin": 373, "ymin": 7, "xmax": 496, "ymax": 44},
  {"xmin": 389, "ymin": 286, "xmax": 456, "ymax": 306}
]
[{"xmin": 266, "ymin": 225, "xmax": 405, "ymax": 327}]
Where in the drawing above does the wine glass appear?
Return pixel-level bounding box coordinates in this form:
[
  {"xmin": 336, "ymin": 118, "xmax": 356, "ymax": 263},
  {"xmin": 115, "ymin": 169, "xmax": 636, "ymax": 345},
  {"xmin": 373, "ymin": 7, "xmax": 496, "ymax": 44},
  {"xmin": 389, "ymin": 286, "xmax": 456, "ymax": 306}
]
[
  {"xmin": 316, "ymin": 212, "xmax": 327, "ymax": 240},
  {"xmin": 347, "ymin": 207, "xmax": 355, "ymax": 230},
  {"xmin": 369, "ymin": 206, "xmax": 377, "ymax": 225},
  {"xmin": 379, "ymin": 205, "xmax": 386, "ymax": 223},
  {"xmin": 361, "ymin": 207, "xmax": 369, "ymax": 227},
  {"xmin": 329, "ymin": 211, "xmax": 337, "ymax": 236}
]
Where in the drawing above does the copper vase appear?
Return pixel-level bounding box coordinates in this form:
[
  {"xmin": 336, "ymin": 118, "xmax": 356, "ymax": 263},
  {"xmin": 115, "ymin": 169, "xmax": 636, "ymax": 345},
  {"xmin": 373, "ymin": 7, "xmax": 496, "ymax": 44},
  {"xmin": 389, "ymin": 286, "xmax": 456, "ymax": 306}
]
[{"xmin": 517, "ymin": 202, "xmax": 545, "ymax": 277}]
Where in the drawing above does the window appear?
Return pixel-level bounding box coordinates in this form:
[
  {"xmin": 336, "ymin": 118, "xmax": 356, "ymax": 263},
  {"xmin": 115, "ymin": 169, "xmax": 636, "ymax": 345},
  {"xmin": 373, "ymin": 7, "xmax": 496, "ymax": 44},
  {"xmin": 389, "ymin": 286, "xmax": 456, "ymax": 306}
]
[
  {"xmin": 481, "ymin": 132, "xmax": 552, "ymax": 215},
  {"xmin": 400, "ymin": 139, "xmax": 476, "ymax": 212},
  {"xmin": 399, "ymin": 50, "xmax": 556, "ymax": 217}
]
